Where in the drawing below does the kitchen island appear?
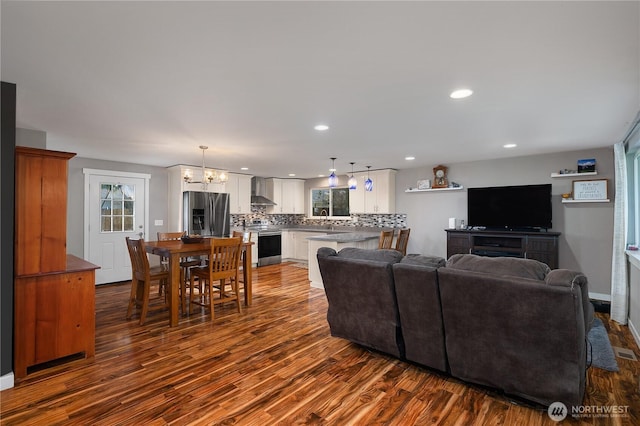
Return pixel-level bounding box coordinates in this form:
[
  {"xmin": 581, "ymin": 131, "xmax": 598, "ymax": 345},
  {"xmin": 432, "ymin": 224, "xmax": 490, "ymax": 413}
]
[{"xmin": 307, "ymin": 232, "xmax": 380, "ymax": 288}]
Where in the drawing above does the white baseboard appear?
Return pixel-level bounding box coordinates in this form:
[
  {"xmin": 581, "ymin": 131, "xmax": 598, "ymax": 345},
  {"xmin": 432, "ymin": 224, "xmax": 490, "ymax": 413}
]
[
  {"xmin": 588, "ymin": 292, "xmax": 611, "ymax": 302},
  {"xmin": 0, "ymin": 372, "xmax": 14, "ymax": 390},
  {"xmin": 629, "ymin": 319, "xmax": 640, "ymax": 351}
]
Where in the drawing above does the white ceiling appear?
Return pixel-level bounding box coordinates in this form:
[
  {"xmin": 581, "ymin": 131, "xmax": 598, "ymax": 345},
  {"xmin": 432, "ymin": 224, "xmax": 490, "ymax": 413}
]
[{"xmin": 2, "ymin": 1, "xmax": 639, "ymax": 179}]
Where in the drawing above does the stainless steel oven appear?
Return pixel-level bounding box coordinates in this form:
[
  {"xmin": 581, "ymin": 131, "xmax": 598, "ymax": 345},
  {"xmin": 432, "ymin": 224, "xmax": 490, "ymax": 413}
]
[
  {"xmin": 257, "ymin": 230, "xmax": 282, "ymax": 266},
  {"xmin": 249, "ymin": 220, "xmax": 282, "ymax": 266}
]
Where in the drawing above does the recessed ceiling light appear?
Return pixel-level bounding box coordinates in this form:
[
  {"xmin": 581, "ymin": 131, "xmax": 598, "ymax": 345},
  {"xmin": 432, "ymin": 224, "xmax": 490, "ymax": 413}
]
[
  {"xmin": 450, "ymin": 89, "xmax": 473, "ymax": 99},
  {"xmin": 405, "ymin": 156, "xmax": 415, "ymax": 161},
  {"xmin": 503, "ymin": 143, "xmax": 517, "ymax": 149},
  {"xmin": 288, "ymin": 173, "xmax": 296, "ymax": 177},
  {"xmin": 240, "ymin": 167, "xmax": 249, "ymax": 171},
  {"xmin": 314, "ymin": 124, "xmax": 329, "ymax": 131},
  {"xmin": 318, "ymin": 174, "xmax": 325, "ymax": 177}
]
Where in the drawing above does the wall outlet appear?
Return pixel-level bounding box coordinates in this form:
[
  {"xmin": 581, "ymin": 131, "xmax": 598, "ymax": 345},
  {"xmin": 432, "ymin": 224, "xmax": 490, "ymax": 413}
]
[{"xmin": 154, "ymin": 219, "xmax": 163, "ymax": 226}]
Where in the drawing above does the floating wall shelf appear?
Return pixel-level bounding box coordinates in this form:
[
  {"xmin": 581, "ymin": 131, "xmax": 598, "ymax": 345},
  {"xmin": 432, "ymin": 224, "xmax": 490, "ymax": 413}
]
[
  {"xmin": 405, "ymin": 186, "xmax": 464, "ymax": 193},
  {"xmin": 561, "ymin": 199, "xmax": 610, "ymax": 204},
  {"xmin": 550, "ymin": 171, "xmax": 597, "ymax": 178}
]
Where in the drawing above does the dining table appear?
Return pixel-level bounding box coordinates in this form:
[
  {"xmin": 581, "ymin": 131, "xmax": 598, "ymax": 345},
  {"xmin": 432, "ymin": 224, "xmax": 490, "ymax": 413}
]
[{"xmin": 144, "ymin": 237, "xmax": 254, "ymax": 327}]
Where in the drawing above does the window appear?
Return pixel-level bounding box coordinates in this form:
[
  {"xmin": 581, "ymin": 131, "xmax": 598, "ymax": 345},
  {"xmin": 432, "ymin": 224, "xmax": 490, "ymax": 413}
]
[
  {"xmin": 625, "ymin": 121, "xmax": 640, "ymax": 247},
  {"xmin": 311, "ymin": 187, "xmax": 350, "ymax": 217},
  {"xmin": 100, "ymin": 183, "xmax": 136, "ymax": 232}
]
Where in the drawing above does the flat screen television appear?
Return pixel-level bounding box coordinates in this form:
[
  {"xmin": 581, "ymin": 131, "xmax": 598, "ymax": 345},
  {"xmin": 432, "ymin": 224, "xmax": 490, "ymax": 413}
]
[{"xmin": 467, "ymin": 184, "xmax": 552, "ymax": 231}]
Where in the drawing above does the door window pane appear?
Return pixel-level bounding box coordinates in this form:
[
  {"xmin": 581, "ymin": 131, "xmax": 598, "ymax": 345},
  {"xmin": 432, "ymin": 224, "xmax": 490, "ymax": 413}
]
[{"xmin": 100, "ymin": 183, "xmax": 136, "ymax": 232}]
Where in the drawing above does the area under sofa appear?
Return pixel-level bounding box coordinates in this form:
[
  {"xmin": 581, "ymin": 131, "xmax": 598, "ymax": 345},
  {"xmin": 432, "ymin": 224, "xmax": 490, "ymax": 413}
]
[{"xmin": 317, "ymin": 248, "xmax": 594, "ymax": 408}]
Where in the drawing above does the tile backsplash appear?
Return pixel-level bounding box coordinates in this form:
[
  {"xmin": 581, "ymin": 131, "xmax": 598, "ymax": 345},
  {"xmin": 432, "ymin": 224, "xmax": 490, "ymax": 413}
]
[{"xmin": 231, "ymin": 212, "xmax": 407, "ymax": 229}]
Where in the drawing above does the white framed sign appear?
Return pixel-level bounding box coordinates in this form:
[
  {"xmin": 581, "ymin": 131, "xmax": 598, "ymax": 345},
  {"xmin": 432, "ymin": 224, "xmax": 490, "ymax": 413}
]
[{"xmin": 572, "ymin": 179, "xmax": 608, "ymax": 200}]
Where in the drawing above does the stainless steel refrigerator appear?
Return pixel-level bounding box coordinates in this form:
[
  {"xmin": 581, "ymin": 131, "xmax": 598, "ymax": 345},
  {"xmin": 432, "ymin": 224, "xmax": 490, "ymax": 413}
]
[{"xmin": 183, "ymin": 192, "xmax": 231, "ymax": 237}]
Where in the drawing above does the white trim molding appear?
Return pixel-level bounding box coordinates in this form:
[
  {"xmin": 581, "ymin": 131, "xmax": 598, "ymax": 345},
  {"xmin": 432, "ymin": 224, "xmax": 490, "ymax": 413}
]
[{"xmin": 1, "ymin": 372, "xmax": 14, "ymax": 390}]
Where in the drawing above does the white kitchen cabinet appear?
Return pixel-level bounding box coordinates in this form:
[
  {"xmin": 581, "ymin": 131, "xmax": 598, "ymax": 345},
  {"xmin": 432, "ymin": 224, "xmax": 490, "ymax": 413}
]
[
  {"xmin": 281, "ymin": 231, "xmax": 326, "ymax": 261},
  {"xmin": 167, "ymin": 165, "xmax": 227, "ymax": 232},
  {"xmin": 295, "ymin": 231, "xmax": 326, "ymax": 261},
  {"xmin": 226, "ymin": 173, "xmax": 253, "ymax": 214},
  {"xmin": 266, "ymin": 178, "xmax": 305, "ymax": 214},
  {"xmin": 281, "ymin": 230, "xmax": 294, "ymax": 259},
  {"xmin": 349, "ymin": 169, "xmax": 396, "ymax": 214}
]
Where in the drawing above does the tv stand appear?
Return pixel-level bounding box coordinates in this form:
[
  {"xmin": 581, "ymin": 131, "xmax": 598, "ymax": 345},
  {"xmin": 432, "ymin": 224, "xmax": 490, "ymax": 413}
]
[{"xmin": 446, "ymin": 229, "xmax": 560, "ymax": 269}]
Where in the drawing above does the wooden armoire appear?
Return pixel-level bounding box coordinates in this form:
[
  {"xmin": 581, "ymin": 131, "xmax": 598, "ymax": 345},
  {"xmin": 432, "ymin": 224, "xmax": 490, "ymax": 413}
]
[{"xmin": 14, "ymin": 146, "xmax": 99, "ymax": 379}]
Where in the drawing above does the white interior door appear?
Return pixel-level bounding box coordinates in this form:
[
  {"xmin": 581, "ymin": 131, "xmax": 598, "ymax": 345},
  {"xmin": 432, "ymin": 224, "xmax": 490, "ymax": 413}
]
[{"xmin": 84, "ymin": 169, "xmax": 150, "ymax": 284}]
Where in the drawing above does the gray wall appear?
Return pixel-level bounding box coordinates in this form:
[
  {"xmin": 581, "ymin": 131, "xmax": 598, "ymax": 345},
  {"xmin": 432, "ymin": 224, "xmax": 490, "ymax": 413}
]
[
  {"xmin": 396, "ymin": 147, "xmax": 615, "ymax": 297},
  {"xmin": 16, "ymin": 127, "xmax": 46, "ymax": 149},
  {"xmin": 66, "ymin": 158, "xmax": 170, "ymax": 258}
]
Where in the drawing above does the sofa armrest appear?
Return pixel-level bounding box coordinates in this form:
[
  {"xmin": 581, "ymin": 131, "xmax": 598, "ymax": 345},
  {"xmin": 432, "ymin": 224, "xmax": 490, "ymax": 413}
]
[
  {"xmin": 546, "ymin": 269, "xmax": 594, "ymax": 331},
  {"xmin": 317, "ymin": 247, "xmax": 337, "ymax": 258}
]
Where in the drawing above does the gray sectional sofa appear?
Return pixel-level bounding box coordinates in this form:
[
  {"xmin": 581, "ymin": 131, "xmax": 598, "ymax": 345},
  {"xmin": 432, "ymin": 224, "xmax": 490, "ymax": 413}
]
[{"xmin": 317, "ymin": 248, "xmax": 594, "ymax": 408}]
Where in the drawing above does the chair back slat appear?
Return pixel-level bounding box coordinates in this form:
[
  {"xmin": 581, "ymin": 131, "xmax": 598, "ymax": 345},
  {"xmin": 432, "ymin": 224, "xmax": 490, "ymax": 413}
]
[
  {"xmin": 157, "ymin": 232, "xmax": 185, "ymax": 241},
  {"xmin": 126, "ymin": 237, "xmax": 150, "ymax": 281},
  {"xmin": 395, "ymin": 228, "xmax": 411, "ymax": 255},
  {"xmin": 207, "ymin": 237, "xmax": 243, "ymax": 281},
  {"xmin": 378, "ymin": 230, "xmax": 395, "ymax": 249}
]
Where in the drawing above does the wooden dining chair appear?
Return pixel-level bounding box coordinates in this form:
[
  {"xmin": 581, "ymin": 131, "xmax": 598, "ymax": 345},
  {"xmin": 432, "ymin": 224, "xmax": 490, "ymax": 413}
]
[
  {"xmin": 378, "ymin": 230, "xmax": 395, "ymax": 249},
  {"xmin": 395, "ymin": 228, "xmax": 411, "ymax": 256},
  {"xmin": 231, "ymin": 230, "xmax": 251, "ymax": 287},
  {"xmin": 157, "ymin": 231, "xmax": 201, "ymax": 306},
  {"xmin": 125, "ymin": 237, "xmax": 169, "ymax": 325},
  {"xmin": 189, "ymin": 237, "xmax": 243, "ymax": 320}
]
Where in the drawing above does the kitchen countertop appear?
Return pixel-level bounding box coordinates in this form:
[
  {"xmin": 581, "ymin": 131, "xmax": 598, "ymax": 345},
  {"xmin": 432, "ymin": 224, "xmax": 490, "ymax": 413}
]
[
  {"xmin": 306, "ymin": 232, "xmax": 380, "ymax": 242},
  {"xmin": 234, "ymin": 225, "xmax": 392, "ymax": 235}
]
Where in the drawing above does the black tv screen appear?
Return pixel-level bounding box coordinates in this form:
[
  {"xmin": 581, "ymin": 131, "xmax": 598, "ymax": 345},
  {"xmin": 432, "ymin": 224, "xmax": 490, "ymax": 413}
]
[{"xmin": 467, "ymin": 184, "xmax": 552, "ymax": 231}]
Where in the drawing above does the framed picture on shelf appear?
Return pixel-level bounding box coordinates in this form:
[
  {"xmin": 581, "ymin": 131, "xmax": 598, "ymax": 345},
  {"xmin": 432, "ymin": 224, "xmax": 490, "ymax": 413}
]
[
  {"xmin": 577, "ymin": 158, "xmax": 596, "ymax": 173},
  {"xmin": 572, "ymin": 179, "xmax": 607, "ymax": 200},
  {"xmin": 417, "ymin": 179, "xmax": 431, "ymax": 189}
]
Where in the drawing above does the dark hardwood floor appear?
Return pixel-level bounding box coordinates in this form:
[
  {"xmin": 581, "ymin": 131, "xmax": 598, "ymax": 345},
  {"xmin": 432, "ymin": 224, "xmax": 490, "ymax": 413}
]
[{"xmin": 1, "ymin": 262, "xmax": 639, "ymax": 425}]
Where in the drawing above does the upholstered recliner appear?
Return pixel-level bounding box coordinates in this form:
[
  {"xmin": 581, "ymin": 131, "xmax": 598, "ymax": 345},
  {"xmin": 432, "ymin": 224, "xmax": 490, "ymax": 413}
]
[
  {"xmin": 392, "ymin": 255, "xmax": 448, "ymax": 372},
  {"xmin": 317, "ymin": 247, "xmax": 405, "ymax": 358},
  {"xmin": 438, "ymin": 254, "xmax": 594, "ymax": 408}
]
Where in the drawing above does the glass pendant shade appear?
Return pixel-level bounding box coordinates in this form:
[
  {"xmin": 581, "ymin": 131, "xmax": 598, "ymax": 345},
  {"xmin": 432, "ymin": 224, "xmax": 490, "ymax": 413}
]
[
  {"xmin": 348, "ymin": 162, "xmax": 357, "ymax": 190},
  {"xmin": 328, "ymin": 171, "xmax": 338, "ymax": 188},
  {"xmin": 328, "ymin": 157, "xmax": 338, "ymax": 188},
  {"xmin": 365, "ymin": 166, "xmax": 373, "ymax": 192},
  {"xmin": 348, "ymin": 175, "xmax": 357, "ymax": 190},
  {"xmin": 365, "ymin": 177, "xmax": 373, "ymax": 191}
]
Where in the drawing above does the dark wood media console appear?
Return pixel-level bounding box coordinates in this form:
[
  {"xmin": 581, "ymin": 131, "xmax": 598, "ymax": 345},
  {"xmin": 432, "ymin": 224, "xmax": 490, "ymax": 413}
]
[{"xmin": 445, "ymin": 229, "xmax": 560, "ymax": 269}]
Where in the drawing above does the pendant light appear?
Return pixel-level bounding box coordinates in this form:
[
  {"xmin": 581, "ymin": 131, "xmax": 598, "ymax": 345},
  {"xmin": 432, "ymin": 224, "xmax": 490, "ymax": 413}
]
[
  {"xmin": 348, "ymin": 162, "xmax": 357, "ymax": 190},
  {"xmin": 328, "ymin": 157, "xmax": 338, "ymax": 188},
  {"xmin": 365, "ymin": 166, "xmax": 373, "ymax": 192}
]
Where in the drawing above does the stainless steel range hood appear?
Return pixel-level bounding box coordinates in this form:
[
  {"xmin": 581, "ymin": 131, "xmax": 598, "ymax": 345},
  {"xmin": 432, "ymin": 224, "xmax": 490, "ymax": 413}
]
[{"xmin": 251, "ymin": 177, "xmax": 277, "ymax": 206}]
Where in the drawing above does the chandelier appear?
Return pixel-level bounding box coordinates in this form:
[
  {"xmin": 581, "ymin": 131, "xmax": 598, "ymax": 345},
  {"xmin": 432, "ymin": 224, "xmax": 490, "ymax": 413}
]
[{"xmin": 183, "ymin": 145, "xmax": 228, "ymax": 190}]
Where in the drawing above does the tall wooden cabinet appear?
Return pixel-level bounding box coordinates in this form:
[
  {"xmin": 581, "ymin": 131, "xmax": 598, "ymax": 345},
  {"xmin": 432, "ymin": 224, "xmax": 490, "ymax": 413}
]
[{"xmin": 14, "ymin": 147, "xmax": 99, "ymax": 379}]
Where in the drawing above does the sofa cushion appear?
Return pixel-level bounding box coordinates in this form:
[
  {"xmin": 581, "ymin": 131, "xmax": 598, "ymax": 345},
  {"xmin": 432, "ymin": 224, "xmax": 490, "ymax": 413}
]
[
  {"xmin": 401, "ymin": 254, "xmax": 446, "ymax": 268},
  {"xmin": 335, "ymin": 247, "xmax": 404, "ymax": 263},
  {"xmin": 446, "ymin": 253, "xmax": 550, "ymax": 280}
]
